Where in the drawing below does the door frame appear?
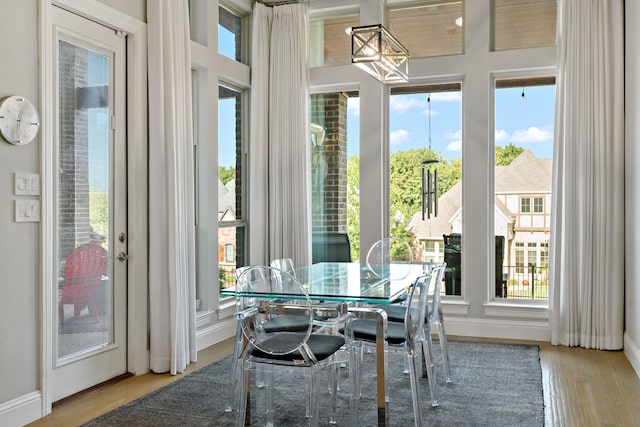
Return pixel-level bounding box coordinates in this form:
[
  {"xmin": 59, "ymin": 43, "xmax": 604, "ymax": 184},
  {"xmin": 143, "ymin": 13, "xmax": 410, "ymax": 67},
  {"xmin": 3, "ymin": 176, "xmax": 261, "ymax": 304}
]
[{"xmin": 39, "ymin": 0, "xmax": 148, "ymax": 415}]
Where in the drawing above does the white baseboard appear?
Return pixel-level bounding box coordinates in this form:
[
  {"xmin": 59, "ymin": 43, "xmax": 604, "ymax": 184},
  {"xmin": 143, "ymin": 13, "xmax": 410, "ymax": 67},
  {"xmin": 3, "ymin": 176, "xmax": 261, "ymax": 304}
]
[
  {"xmin": 624, "ymin": 332, "xmax": 640, "ymax": 380},
  {"xmin": 443, "ymin": 316, "xmax": 551, "ymax": 342},
  {"xmin": 0, "ymin": 392, "xmax": 43, "ymax": 427},
  {"xmin": 195, "ymin": 317, "xmax": 235, "ymax": 351}
]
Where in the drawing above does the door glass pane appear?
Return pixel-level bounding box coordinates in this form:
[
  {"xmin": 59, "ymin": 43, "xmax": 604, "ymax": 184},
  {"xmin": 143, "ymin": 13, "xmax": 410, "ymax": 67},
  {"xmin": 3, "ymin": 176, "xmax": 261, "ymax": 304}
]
[
  {"xmin": 310, "ymin": 92, "xmax": 360, "ymax": 261},
  {"xmin": 57, "ymin": 41, "xmax": 112, "ymax": 359},
  {"xmin": 390, "ymin": 85, "xmax": 462, "ymax": 296}
]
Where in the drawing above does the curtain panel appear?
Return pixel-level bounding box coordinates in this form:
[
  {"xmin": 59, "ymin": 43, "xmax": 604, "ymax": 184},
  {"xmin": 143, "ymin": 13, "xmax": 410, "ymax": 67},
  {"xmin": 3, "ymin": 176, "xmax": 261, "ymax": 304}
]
[
  {"xmin": 147, "ymin": 0, "xmax": 197, "ymax": 374},
  {"xmin": 550, "ymin": 0, "xmax": 624, "ymax": 349},
  {"xmin": 249, "ymin": 2, "xmax": 311, "ymax": 268}
]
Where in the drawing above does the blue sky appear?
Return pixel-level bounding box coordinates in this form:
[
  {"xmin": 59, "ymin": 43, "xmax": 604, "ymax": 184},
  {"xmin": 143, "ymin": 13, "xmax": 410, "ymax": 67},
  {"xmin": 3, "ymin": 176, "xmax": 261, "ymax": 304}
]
[{"xmin": 346, "ymin": 85, "xmax": 555, "ymax": 161}]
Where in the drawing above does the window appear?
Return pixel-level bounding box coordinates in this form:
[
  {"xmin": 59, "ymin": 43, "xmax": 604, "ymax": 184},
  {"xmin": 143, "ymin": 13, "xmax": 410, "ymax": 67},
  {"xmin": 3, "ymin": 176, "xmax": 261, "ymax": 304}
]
[
  {"xmin": 218, "ymin": 6, "xmax": 242, "ymax": 62},
  {"xmin": 389, "ymin": 84, "xmax": 462, "ymax": 295},
  {"xmin": 528, "ymin": 242, "xmax": 537, "ymax": 267},
  {"xmin": 309, "ymin": 11, "xmax": 359, "ymax": 67},
  {"xmin": 492, "ymin": 0, "xmax": 556, "ymax": 51},
  {"xmin": 540, "ymin": 242, "xmax": 549, "ymax": 267},
  {"xmin": 534, "ymin": 197, "xmax": 543, "ymax": 213},
  {"xmin": 495, "ymin": 77, "xmax": 554, "ymax": 300},
  {"xmin": 310, "ymin": 91, "xmax": 360, "ymax": 259},
  {"xmin": 389, "ymin": 0, "xmax": 464, "ymax": 58},
  {"xmin": 515, "ymin": 242, "xmax": 524, "ymax": 274},
  {"xmin": 218, "ymin": 84, "xmax": 246, "ymax": 289},
  {"xmin": 224, "ymin": 244, "xmax": 234, "ymax": 262}
]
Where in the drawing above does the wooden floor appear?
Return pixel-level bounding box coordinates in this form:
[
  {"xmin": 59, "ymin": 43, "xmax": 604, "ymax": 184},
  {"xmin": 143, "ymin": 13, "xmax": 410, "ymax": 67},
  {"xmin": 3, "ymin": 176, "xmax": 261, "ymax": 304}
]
[{"xmin": 26, "ymin": 336, "xmax": 640, "ymax": 427}]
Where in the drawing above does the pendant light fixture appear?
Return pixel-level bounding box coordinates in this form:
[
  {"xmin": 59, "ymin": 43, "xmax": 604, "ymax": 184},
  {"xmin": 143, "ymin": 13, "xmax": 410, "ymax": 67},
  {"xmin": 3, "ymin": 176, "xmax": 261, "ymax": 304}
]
[{"xmin": 347, "ymin": 0, "xmax": 409, "ymax": 83}]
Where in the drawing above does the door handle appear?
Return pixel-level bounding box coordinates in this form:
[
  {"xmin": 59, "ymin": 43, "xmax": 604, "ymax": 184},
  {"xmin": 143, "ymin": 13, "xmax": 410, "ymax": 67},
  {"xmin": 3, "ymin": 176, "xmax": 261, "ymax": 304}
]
[{"xmin": 117, "ymin": 252, "xmax": 129, "ymax": 262}]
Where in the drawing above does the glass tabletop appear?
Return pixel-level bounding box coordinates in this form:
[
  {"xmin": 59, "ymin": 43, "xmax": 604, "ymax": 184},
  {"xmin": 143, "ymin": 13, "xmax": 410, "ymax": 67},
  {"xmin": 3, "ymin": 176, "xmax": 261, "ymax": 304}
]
[{"xmin": 222, "ymin": 262, "xmax": 426, "ymax": 304}]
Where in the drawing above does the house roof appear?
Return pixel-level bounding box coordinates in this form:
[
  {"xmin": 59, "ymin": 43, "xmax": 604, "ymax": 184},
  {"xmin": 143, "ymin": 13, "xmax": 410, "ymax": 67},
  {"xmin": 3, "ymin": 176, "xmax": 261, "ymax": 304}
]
[{"xmin": 495, "ymin": 150, "xmax": 552, "ymax": 193}]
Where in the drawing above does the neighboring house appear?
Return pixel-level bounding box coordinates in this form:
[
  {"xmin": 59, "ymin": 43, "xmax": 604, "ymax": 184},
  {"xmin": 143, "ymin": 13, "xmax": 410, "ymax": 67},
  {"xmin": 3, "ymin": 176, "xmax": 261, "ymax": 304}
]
[
  {"xmin": 218, "ymin": 179, "xmax": 237, "ymax": 281},
  {"xmin": 408, "ymin": 150, "xmax": 551, "ymax": 291}
]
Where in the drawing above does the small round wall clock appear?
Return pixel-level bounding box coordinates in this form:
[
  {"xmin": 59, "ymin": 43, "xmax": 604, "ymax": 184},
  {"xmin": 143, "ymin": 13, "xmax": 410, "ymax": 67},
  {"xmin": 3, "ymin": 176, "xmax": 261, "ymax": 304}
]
[{"xmin": 0, "ymin": 95, "xmax": 41, "ymax": 145}]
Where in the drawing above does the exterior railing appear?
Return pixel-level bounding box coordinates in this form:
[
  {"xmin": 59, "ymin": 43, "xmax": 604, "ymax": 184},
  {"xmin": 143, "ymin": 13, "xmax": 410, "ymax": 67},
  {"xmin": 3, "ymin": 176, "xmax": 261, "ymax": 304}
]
[{"xmin": 497, "ymin": 263, "xmax": 549, "ymax": 300}]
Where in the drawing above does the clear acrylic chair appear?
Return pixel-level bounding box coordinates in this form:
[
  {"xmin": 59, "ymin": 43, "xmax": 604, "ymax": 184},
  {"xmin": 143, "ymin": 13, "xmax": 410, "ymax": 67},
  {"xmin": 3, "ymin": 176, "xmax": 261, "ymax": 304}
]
[
  {"xmin": 370, "ymin": 262, "xmax": 452, "ymax": 383},
  {"xmin": 234, "ymin": 266, "xmax": 359, "ymax": 427},
  {"xmin": 365, "ymin": 237, "xmax": 415, "ymax": 283},
  {"xmin": 345, "ymin": 271, "xmax": 437, "ymax": 427},
  {"xmin": 269, "ymin": 257, "xmax": 296, "ymax": 275}
]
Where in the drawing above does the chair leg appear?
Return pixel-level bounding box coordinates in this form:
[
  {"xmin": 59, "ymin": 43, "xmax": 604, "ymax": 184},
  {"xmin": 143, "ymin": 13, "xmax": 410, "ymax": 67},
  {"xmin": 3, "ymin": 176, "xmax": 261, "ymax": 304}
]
[
  {"xmin": 89, "ymin": 298, "xmax": 101, "ymax": 323},
  {"xmin": 436, "ymin": 313, "xmax": 453, "ymax": 383},
  {"xmin": 407, "ymin": 351, "xmax": 424, "ymax": 427},
  {"xmin": 226, "ymin": 321, "xmax": 245, "ymax": 412},
  {"xmin": 421, "ymin": 335, "xmax": 439, "ymax": 407},
  {"xmin": 235, "ymin": 362, "xmax": 249, "ymax": 427},
  {"xmin": 308, "ymin": 367, "xmax": 320, "ymax": 427}
]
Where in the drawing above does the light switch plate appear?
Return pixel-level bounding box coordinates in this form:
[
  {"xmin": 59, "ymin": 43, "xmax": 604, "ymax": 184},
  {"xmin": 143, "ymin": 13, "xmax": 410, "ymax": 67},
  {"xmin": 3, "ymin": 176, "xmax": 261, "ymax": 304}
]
[
  {"xmin": 15, "ymin": 173, "xmax": 40, "ymax": 196},
  {"xmin": 15, "ymin": 199, "xmax": 40, "ymax": 222}
]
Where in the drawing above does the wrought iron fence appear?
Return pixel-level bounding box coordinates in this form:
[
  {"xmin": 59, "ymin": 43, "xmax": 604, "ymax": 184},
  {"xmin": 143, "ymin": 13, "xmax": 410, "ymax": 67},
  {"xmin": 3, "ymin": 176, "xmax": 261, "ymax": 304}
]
[
  {"xmin": 497, "ymin": 263, "xmax": 549, "ymax": 300},
  {"xmin": 219, "ymin": 264, "xmax": 238, "ymax": 290}
]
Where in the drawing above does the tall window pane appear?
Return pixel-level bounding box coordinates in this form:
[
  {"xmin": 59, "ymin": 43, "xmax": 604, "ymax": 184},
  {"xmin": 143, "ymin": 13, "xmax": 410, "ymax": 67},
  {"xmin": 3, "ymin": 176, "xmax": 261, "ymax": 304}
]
[
  {"xmin": 494, "ymin": 78, "xmax": 554, "ymax": 300},
  {"xmin": 310, "ymin": 92, "xmax": 360, "ymax": 260},
  {"xmin": 389, "ymin": 0, "xmax": 464, "ymax": 58},
  {"xmin": 391, "ymin": 84, "xmax": 463, "ymax": 295},
  {"xmin": 218, "ymin": 84, "xmax": 246, "ymax": 289}
]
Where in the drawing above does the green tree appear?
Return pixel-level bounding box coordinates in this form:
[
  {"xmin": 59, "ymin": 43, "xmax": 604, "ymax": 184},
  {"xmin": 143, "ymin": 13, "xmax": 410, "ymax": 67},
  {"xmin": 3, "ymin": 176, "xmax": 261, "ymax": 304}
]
[
  {"xmin": 218, "ymin": 166, "xmax": 236, "ymax": 184},
  {"xmin": 495, "ymin": 143, "xmax": 524, "ymax": 166},
  {"xmin": 346, "ymin": 154, "xmax": 360, "ymax": 259},
  {"xmin": 89, "ymin": 189, "xmax": 108, "ymax": 239}
]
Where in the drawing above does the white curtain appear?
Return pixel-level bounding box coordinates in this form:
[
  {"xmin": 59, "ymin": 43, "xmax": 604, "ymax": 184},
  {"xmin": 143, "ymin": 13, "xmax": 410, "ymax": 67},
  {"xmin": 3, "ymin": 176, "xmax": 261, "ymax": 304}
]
[
  {"xmin": 550, "ymin": 0, "xmax": 624, "ymax": 349},
  {"xmin": 249, "ymin": 2, "xmax": 311, "ymax": 268},
  {"xmin": 147, "ymin": 0, "xmax": 197, "ymax": 373}
]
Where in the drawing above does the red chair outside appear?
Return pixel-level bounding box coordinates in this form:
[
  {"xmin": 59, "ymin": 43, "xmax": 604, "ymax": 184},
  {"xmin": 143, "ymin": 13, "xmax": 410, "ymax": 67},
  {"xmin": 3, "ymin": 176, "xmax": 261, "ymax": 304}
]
[{"xmin": 58, "ymin": 243, "xmax": 108, "ymax": 324}]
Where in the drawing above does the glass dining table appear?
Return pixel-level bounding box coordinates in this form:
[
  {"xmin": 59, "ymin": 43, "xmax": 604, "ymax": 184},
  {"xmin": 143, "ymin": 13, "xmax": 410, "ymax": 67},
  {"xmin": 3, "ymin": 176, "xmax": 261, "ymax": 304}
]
[{"xmin": 222, "ymin": 261, "xmax": 426, "ymax": 426}]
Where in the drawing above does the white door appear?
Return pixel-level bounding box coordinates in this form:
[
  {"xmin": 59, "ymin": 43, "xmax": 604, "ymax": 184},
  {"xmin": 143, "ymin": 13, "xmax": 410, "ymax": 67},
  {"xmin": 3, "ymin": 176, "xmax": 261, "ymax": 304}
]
[{"xmin": 51, "ymin": 6, "xmax": 127, "ymax": 402}]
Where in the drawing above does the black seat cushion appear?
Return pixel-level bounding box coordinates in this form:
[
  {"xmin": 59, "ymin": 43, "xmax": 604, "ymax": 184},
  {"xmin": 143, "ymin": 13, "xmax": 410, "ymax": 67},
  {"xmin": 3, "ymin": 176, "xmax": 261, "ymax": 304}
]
[
  {"xmin": 261, "ymin": 315, "xmax": 311, "ymax": 333},
  {"xmin": 344, "ymin": 319, "xmax": 407, "ymax": 345},
  {"xmin": 371, "ymin": 304, "xmax": 407, "ymax": 323},
  {"xmin": 250, "ymin": 333, "xmax": 345, "ymax": 362}
]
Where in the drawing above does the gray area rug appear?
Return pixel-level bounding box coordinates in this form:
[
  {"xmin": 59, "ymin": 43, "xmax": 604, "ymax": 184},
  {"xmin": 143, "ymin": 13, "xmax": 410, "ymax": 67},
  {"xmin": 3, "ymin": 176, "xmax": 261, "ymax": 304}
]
[{"xmin": 82, "ymin": 341, "xmax": 544, "ymax": 426}]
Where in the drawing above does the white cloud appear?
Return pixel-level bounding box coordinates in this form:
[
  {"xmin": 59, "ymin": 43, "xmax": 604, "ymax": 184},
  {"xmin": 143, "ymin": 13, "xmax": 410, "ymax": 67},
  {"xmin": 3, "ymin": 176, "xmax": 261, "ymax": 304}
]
[
  {"xmin": 390, "ymin": 129, "xmax": 410, "ymax": 145},
  {"xmin": 495, "ymin": 129, "xmax": 508, "ymax": 142},
  {"xmin": 390, "ymin": 95, "xmax": 426, "ymax": 113},
  {"xmin": 430, "ymin": 92, "xmax": 462, "ymax": 102},
  {"xmin": 347, "ymin": 98, "xmax": 360, "ymax": 116},
  {"xmin": 446, "ymin": 140, "xmax": 462, "ymax": 152},
  {"xmin": 511, "ymin": 126, "xmax": 552, "ymax": 143},
  {"xmin": 445, "ymin": 129, "xmax": 462, "ymax": 140}
]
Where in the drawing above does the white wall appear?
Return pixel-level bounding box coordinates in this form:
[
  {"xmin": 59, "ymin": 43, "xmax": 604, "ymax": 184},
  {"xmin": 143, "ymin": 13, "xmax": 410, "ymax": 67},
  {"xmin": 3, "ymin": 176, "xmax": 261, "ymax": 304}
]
[
  {"xmin": 0, "ymin": 0, "xmax": 41, "ymax": 405},
  {"xmin": 625, "ymin": 0, "xmax": 640, "ymax": 376}
]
